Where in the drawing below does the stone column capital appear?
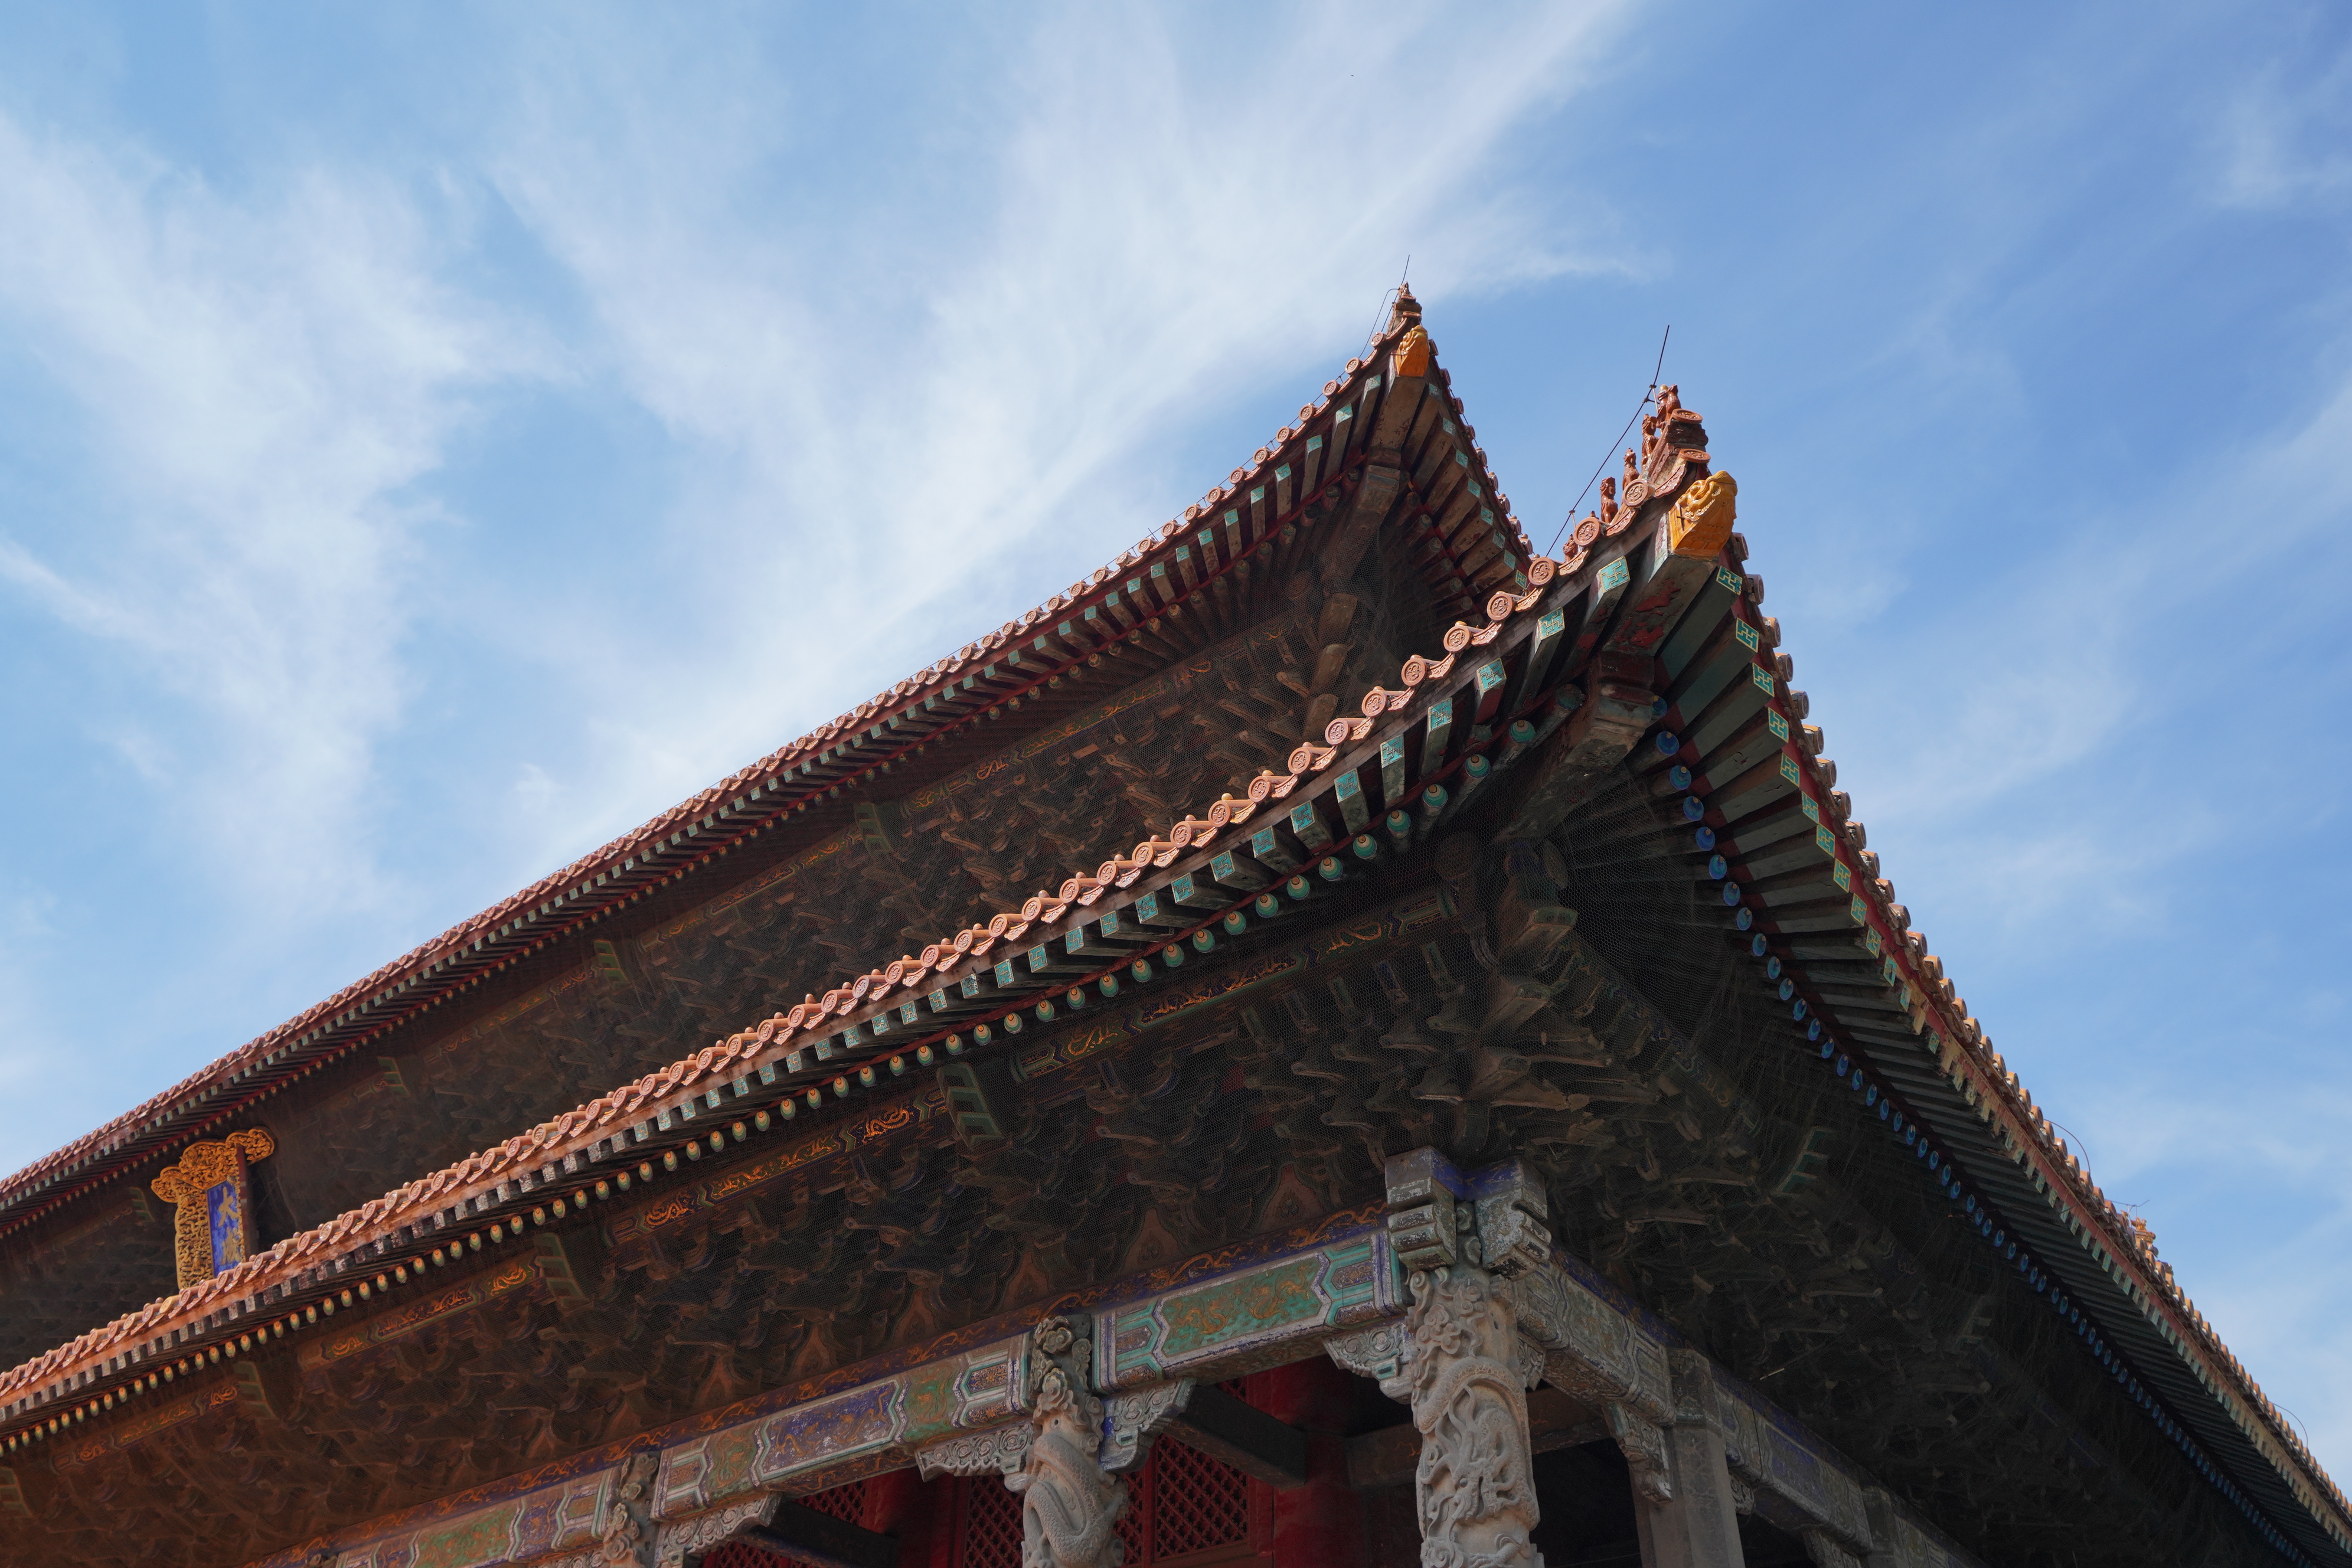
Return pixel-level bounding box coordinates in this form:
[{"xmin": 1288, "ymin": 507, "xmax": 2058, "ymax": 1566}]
[{"xmin": 1003, "ymin": 1315, "xmax": 1128, "ymax": 1568}]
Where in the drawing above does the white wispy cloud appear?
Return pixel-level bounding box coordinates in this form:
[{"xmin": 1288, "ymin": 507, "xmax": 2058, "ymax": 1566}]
[
  {"xmin": 2211, "ymin": 48, "xmax": 2352, "ymax": 210},
  {"xmin": 0, "ymin": 110, "xmax": 537, "ymax": 916},
  {"xmin": 1794, "ymin": 322, "xmax": 2352, "ymax": 942},
  {"xmin": 472, "ymin": 0, "xmax": 1639, "ymax": 866},
  {"xmin": 0, "ymin": 0, "xmax": 1639, "ymax": 1152},
  {"xmin": 2075, "ymin": 1079, "xmax": 2352, "ymax": 1479}
]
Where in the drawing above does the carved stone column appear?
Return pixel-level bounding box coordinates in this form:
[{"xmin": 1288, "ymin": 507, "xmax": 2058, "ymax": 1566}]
[
  {"xmin": 1004, "ymin": 1315, "xmax": 1128, "ymax": 1568},
  {"xmin": 1625, "ymin": 1351, "xmax": 1746, "ymax": 1568},
  {"xmin": 1375, "ymin": 1148, "xmax": 1547, "ymax": 1567},
  {"xmin": 1799, "ymin": 1530, "xmax": 1864, "ymax": 1568}
]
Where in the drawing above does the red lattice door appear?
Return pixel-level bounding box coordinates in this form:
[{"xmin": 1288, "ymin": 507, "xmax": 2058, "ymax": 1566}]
[
  {"xmin": 955, "ymin": 1438, "xmax": 1267, "ymax": 1567},
  {"xmin": 954, "ymin": 1468, "xmax": 1027, "ymax": 1568}
]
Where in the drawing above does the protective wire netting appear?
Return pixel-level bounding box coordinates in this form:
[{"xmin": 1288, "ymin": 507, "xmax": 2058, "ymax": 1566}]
[
  {"xmin": 1550, "ymin": 766, "xmax": 1812, "ymax": 1096},
  {"xmin": 1546, "ymin": 764, "xmax": 1982, "ymax": 1265},
  {"xmin": 1531, "ymin": 762, "xmax": 2241, "ymax": 1557}
]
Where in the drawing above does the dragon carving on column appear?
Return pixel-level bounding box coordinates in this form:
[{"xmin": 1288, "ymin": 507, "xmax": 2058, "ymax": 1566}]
[
  {"xmin": 1007, "ymin": 1316, "xmax": 1128, "ymax": 1568},
  {"xmin": 1381, "ymin": 1260, "xmax": 1544, "ymax": 1567}
]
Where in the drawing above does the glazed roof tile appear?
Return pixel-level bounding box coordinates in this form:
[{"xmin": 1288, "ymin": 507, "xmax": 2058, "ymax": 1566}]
[
  {"xmin": 0, "ymin": 313, "xmax": 1533, "ymax": 1236},
  {"xmin": 0, "ymin": 580, "xmax": 1559, "ymax": 1433}
]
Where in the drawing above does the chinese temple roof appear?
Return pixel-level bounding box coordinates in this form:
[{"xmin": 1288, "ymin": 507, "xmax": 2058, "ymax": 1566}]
[
  {"xmin": 0, "ymin": 300, "xmax": 1525, "ymax": 1240},
  {"xmin": 2, "ymin": 296, "xmax": 2344, "ymax": 1564}
]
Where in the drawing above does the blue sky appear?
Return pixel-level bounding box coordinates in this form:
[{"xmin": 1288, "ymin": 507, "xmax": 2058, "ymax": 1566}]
[{"xmin": 0, "ymin": 0, "xmax": 2347, "ymax": 1480}]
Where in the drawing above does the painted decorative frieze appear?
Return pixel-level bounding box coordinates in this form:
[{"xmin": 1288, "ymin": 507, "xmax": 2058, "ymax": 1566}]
[
  {"xmin": 259, "ymin": 1187, "xmax": 1985, "ymax": 1568},
  {"xmin": 1705, "ymin": 1362, "xmax": 1873, "ymax": 1550},
  {"xmin": 1095, "ymin": 1221, "xmax": 1399, "ymax": 1389},
  {"xmin": 656, "ymin": 1329, "xmax": 1032, "ymax": 1515},
  {"xmin": 1511, "ymin": 1256, "xmax": 1670, "ymax": 1423},
  {"xmin": 322, "ymin": 1462, "xmax": 620, "ymax": 1568}
]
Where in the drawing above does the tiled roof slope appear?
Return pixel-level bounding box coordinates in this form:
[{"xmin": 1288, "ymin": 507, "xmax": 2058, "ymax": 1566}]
[
  {"xmin": 4, "ymin": 321, "xmax": 2343, "ymax": 1563},
  {"xmin": 0, "ymin": 308, "xmax": 1533, "ymax": 1239},
  {"xmin": 1628, "ymin": 547, "xmax": 2352, "ymax": 1562},
  {"xmin": 6, "ymin": 524, "xmax": 1577, "ymax": 1439}
]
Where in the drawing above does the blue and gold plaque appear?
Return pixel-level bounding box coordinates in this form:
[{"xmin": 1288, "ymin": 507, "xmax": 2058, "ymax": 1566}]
[{"xmin": 152, "ymin": 1128, "xmax": 275, "ymax": 1289}]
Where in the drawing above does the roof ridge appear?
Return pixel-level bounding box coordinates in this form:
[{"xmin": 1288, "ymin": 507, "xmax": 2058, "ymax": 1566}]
[{"xmin": 1799, "ymin": 760, "xmax": 2351, "ymax": 1523}]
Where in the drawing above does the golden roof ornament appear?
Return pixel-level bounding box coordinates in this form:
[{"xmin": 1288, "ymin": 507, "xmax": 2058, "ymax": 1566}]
[
  {"xmin": 151, "ymin": 1128, "xmax": 275, "ymax": 1289},
  {"xmin": 1667, "ymin": 471, "xmax": 1738, "ymax": 560}
]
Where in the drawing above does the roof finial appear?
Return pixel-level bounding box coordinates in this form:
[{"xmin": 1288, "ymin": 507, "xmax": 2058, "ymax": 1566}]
[{"xmin": 1388, "ymin": 280, "xmax": 1422, "ymax": 334}]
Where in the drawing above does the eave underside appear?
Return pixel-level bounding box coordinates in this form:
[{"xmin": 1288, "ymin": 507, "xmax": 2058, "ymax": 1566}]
[
  {"xmin": 0, "ymin": 456, "xmax": 1471, "ymax": 1373},
  {"xmin": 0, "ymin": 854, "xmax": 2299, "ymax": 1568}
]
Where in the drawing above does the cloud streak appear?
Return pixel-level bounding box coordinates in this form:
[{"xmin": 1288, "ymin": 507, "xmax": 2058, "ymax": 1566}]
[
  {"xmin": 471, "ymin": 1, "xmax": 1638, "ymax": 865},
  {"xmin": 0, "ymin": 111, "xmax": 533, "ymax": 916},
  {"xmin": 0, "ymin": 0, "xmax": 1640, "ymax": 1157}
]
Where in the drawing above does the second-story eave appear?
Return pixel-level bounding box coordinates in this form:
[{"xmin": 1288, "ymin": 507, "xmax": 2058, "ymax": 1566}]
[{"xmin": 0, "ymin": 295, "xmax": 1536, "ymax": 1251}]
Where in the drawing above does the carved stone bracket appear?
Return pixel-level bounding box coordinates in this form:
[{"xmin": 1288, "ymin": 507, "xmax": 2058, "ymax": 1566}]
[
  {"xmin": 1004, "ymin": 1315, "xmax": 1128, "ymax": 1568},
  {"xmin": 1606, "ymin": 1402, "xmax": 1672, "ymax": 1505},
  {"xmin": 1325, "ymin": 1321, "xmax": 1411, "ymax": 1383},
  {"xmin": 1801, "ymin": 1529, "xmax": 1866, "ymax": 1568},
  {"xmin": 650, "ymin": 1492, "xmax": 778, "ymax": 1568},
  {"xmin": 1511, "ymin": 1335, "xmax": 1546, "ymax": 1392},
  {"xmin": 915, "ymin": 1421, "xmax": 1035, "ymax": 1479},
  {"xmin": 1476, "ymin": 1165, "xmax": 1554, "ymax": 1280},
  {"xmin": 1100, "ymin": 1378, "xmax": 1195, "ymax": 1474}
]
